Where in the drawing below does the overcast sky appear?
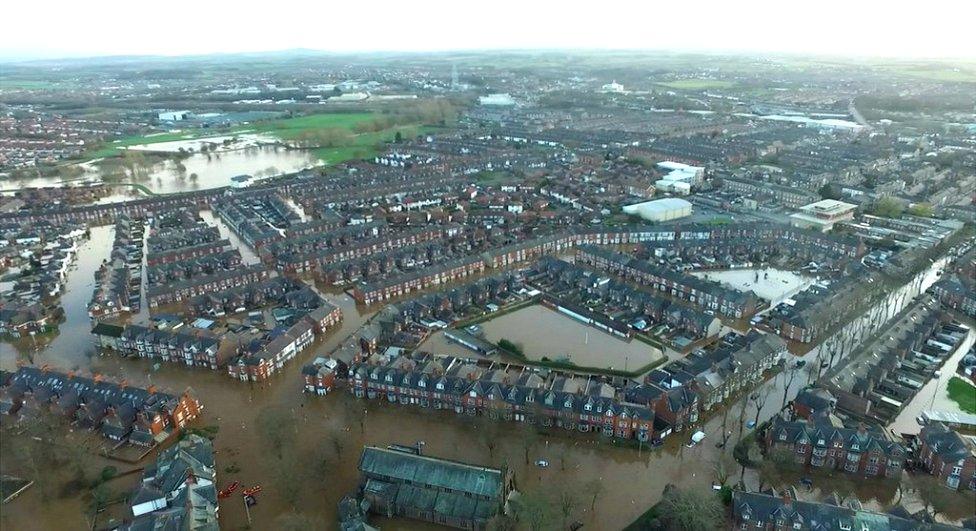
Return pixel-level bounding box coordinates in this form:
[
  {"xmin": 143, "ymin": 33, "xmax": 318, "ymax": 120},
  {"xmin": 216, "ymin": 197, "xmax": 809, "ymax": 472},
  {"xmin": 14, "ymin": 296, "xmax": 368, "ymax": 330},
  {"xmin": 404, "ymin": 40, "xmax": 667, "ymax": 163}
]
[{"xmin": 3, "ymin": 0, "xmax": 974, "ymax": 60}]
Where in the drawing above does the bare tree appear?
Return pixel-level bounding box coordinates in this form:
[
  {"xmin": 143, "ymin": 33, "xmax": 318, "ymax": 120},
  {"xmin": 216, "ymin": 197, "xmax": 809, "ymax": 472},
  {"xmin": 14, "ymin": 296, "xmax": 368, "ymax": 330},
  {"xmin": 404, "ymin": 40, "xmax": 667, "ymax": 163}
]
[
  {"xmin": 520, "ymin": 425, "xmax": 539, "ymax": 465},
  {"xmin": 274, "ymin": 512, "xmax": 326, "ymax": 530},
  {"xmin": 780, "ymin": 368, "xmax": 799, "ymax": 409},
  {"xmin": 751, "ymin": 391, "xmax": 770, "ymax": 429},
  {"xmin": 736, "ymin": 395, "xmax": 749, "ymax": 438},
  {"xmin": 712, "ymin": 453, "xmax": 736, "ymax": 486},
  {"xmin": 485, "ymin": 514, "xmax": 516, "ymax": 531},
  {"xmin": 272, "ymin": 453, "xmax": 305, "ymax": 509},
  {"xmin": 914, "ymin": 475, "xmax": 958, "ymax": 518},
  {"xmin": 584, "ymin": 478, "xmax": 606, "ymax": 512},
  {"xmin": 331, "ymin": 433, "xmax": 346, "ymax": 460},
  {"xmin": 256, "ymin": 406, "xmax": 296, "ymax": 459},
  {"xmin": 514, "ymin": 492, "xmax": 550, "ymax": 531},
  {"xmin": 720, "ymin": 402, "xmax": 733, "ymax": 446},
  {"xmin": 558, "ymin": 490, "xmax": 578, "ymax": 529},
  {"xmin": 657, "ymin": 485, "xmax": 724, "ymax": 531}
]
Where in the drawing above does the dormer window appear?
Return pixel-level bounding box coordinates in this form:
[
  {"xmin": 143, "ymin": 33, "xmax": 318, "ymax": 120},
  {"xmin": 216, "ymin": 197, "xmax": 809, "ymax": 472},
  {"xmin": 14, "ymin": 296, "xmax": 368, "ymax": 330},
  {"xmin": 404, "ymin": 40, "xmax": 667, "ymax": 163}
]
[
  {"xmin": 779, "ymin": 432, "xmax": 787, "ymax": 441},
  {"xmin": 851, "ymin": 443, "xmax": 859, "ymax": 451},
  {"xmin": 584, "ymin": 403, "xmax": 592, "ymax": 411},
  {"xmin": 818, "ymin": 439, "xmax": 825, "ymax": 445},
  {"xmin": 385, "ymin": 374, "xmax": 393, "ymax": 382},
  {"xmin": 419, "ymin": 380, "xmax": 426, "ymax": 388},
  {"xmin": 436, "ymin": 382, "xmax": 444, "ymax": 390}
]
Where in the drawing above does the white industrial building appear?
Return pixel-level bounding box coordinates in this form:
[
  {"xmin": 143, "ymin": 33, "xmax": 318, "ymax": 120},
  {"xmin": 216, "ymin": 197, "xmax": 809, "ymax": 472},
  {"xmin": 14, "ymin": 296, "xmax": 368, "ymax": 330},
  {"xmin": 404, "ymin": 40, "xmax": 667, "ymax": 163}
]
[
  {"xmin": 622, "ymin": 198, "xmax": 693, "ymax": 222},
  {"xmin": 158, "ymin": 110, "xmax": 192, "ymax": 121},
  {"xmin": 654, "ymin": 161, "xmax": 703, "ymax": 195},
  {"xmin": 789, "ymin": 199, "xmax": 856, "ymax": 232},
  {"xmin": 478, "ymin": 93, "xmax": 516, "ymax": 106}
]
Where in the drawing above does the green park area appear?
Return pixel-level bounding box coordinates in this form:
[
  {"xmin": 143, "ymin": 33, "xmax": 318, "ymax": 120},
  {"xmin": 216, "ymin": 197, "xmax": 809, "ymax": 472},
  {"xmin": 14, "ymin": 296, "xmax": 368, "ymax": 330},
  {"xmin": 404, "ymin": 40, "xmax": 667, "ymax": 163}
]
[
  {"xmin": 86, "ymin": 104, "xmax": 453, "ymax": 165},
  {"xmin": 656, "ymin": 79, "xmax": 736, "ymax": 90},
  {"xmin": 947, "ymin": 377, "xmax": 976, "ymax": 415}
]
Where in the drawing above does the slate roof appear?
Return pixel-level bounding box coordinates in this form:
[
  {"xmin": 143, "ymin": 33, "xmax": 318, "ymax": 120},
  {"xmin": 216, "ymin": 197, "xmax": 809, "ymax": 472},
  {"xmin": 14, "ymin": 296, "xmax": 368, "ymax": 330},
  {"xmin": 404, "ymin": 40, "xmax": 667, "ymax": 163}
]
[
  {"xmin": 733, "ymin": 490, "xmax": 958, "ymax": 531},
  {"xmin": 359, "ymin": 446, "xmax": 503, "ymax": 500}
]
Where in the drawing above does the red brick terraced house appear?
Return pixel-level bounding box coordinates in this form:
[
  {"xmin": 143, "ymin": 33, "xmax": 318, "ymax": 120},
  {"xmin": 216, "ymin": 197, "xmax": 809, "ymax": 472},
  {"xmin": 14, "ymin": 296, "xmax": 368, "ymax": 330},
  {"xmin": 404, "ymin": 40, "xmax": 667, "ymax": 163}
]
[
  {"xmin": 765, "ymin": 414, "xmax": 905, "ymax": 478},
  {"xmin": 916, "ymin": 422, "xmax": 976, "ymax": 491}
]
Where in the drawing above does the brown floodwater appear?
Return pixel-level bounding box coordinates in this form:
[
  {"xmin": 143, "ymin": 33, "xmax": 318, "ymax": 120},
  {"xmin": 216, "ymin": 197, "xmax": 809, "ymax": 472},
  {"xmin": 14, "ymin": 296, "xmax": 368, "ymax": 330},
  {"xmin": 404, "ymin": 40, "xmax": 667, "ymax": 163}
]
[
  {"xmin": 476, "ymin": 304, "xmax": 663, "ymax": 372},
  {"xmin": 0, "ymin": 233, "xmax": 956, "ymax": 530}
]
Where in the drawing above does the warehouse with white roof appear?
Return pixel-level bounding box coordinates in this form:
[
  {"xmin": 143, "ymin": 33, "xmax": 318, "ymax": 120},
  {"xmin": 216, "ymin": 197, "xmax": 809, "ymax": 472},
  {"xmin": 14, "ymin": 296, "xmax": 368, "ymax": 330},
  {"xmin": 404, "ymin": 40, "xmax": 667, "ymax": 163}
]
[{"xmin": 622, "ymin": 197, "xmax": 693, "ymax": 222}]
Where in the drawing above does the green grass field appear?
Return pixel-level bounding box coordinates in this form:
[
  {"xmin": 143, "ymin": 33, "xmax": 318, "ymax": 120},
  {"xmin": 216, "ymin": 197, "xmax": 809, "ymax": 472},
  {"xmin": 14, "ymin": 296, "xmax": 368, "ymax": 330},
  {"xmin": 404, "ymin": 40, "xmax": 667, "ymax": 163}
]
[
  {"xmin": 0, "ymin": 79, "xmax": 61, "ymax": 90},
  {"xmin": 243, "ymin": 113, "xmax": 375, "ymax": 140},
  {"xmin": 87, "ymin": 131, "xmax": 203, "ymax": 158},
  {"xmin": 947, "ymin": 377, "xmax": 976, "ymax": 414},
  {"xmin": 656, "ymin": 79, "xmax": 736, "ymax": 90}
]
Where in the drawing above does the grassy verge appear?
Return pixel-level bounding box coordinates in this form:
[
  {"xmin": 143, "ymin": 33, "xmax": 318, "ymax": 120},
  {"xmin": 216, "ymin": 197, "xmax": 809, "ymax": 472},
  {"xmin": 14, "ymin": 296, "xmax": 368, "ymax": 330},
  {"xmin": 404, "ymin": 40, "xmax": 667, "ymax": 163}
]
[{"xmin": 947, "ymin": 377, "xmax": 976, "ymax": 414}]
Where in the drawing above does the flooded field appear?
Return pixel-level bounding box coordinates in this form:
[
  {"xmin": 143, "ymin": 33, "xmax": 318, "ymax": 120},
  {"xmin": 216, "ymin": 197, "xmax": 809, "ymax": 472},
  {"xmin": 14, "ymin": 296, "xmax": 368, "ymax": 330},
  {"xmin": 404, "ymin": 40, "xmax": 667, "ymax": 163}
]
[
  {"xmin": 691, "ymin": 268, "xmax": 814, "ymax": 306},
  {"xmin": 1, "ymin": 145, "xmax": 320, "ymax": 195},
  {"xmin": 121, "ymin": 146, "xmax": 320, "ymax": 194},
  {"xmin": 476, "ymin": 304, "xmax": 663, "ymax": 372}
]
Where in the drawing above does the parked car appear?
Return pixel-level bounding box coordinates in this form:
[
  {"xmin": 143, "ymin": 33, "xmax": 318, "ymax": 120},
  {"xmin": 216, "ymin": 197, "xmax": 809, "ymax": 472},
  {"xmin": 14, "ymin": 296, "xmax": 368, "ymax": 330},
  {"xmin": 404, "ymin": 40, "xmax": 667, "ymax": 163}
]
[{"xmin": 686, "ymin": 430, "xmax": 706, "ymax": 447}]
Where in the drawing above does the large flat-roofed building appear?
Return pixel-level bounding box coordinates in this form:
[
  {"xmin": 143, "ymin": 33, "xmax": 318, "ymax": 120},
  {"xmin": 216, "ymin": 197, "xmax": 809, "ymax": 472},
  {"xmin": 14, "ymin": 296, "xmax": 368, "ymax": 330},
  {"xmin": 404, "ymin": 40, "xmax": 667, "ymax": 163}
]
[
  {"xmin": 622, "ymin": 197, "xmax": 693, "ymax": 222},
  {"xmin": 357, "ymin": 445, "xmax": 513, "ymax": 530},
  {"xmin": 790, "ymin": 199, "xmax": 857, "ymax": 232}
]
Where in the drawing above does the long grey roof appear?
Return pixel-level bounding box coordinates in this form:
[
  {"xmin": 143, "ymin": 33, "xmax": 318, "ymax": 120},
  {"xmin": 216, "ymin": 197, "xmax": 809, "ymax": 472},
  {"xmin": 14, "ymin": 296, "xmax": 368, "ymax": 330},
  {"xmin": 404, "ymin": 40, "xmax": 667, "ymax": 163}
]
[{"xmin": 358, "ymin": 446, "xmax": 503, "ymax": 499}]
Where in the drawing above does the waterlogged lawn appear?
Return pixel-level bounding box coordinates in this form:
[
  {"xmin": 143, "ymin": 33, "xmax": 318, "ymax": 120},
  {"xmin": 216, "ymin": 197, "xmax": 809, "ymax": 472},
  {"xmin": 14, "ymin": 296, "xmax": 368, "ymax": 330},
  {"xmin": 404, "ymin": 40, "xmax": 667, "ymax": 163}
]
[{"xmin": 85, "ymin": 113, "xmax": 443, "ymax": 167}]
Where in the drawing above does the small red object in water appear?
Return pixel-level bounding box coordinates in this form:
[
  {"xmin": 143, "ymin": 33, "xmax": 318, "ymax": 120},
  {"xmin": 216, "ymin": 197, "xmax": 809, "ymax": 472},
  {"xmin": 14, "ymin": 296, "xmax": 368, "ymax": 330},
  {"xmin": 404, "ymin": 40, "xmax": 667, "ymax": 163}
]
[{"xmin": 242, "ymin": 485, "xmax": 263, "ymax": 496}]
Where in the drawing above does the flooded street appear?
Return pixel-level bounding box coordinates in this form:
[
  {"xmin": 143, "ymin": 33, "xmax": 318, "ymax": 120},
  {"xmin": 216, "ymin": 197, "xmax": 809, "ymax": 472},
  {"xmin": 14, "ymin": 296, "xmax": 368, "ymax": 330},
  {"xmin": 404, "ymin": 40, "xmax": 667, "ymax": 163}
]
[
  {"xmin": 0, "ymin": 235, "xmax": 958, "ymax": 530},
  {"xmin": 889, "ymin": 327, "xmax": 975, "ymax": 436},
  {"xmin": 2, "ymin": 224, "xmax": 115, "ymax": 370},
  {"xmin": 199, "ymin": 209, "xmax": 262, "ymax": 265}
]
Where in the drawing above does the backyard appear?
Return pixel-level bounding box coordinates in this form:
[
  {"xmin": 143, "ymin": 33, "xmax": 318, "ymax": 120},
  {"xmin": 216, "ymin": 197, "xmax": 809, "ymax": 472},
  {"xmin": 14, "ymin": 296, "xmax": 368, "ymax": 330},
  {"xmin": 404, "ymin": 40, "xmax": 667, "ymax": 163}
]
[{"xmin": 946, "ymin": 377, "xmax": 976, "ymax": 414}]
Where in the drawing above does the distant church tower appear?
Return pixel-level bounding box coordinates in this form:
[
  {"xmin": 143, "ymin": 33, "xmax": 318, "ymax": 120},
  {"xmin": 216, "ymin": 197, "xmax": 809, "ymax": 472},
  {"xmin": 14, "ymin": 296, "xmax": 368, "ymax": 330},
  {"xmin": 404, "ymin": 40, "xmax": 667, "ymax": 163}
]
[{"xmin": 451, "ymin": 64, "xmax": 460, "ymax": 90}]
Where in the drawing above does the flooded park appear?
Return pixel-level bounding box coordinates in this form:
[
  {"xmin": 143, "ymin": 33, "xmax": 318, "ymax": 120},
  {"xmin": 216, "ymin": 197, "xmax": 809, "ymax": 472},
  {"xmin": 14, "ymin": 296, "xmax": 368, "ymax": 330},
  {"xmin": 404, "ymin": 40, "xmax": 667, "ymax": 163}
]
[{"xmin": 1, "ymin": 140, "xmax": 321, "ymax": 197}]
